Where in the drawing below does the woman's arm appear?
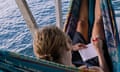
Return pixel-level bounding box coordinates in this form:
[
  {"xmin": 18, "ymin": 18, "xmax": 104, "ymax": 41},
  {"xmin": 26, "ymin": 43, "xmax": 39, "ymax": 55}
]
[{"xmin": 92, "ymin": 37, "xmax": 109, "ymax": 72}]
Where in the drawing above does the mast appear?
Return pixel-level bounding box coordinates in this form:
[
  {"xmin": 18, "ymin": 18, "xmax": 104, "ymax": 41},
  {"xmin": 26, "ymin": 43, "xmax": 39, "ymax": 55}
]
[
  {"xmin": 15, "ymin": 0, "xmax": 38, "ymax": 35},
  {"xmin": 16, "ymin": 0, "xmax": 63, "ymax": 32},
  {"xmin": 54, "ymin": 0, "xmax": 63, "ymax": 29}
]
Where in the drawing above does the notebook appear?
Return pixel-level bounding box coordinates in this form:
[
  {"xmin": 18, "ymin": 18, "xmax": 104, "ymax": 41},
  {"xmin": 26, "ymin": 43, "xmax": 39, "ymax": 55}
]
[{"xmin": 78, "ymin": 43, "xmax": 98, "ymax": 61}]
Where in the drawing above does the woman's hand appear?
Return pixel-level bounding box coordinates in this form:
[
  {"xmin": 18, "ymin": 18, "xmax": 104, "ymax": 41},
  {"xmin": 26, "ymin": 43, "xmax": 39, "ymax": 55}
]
[
  {"xmin": 79, "ymin": 65, "xmax": 103, "ymax": 72},
  {"xmin": 72, "ymin": 43, "xmax": 87, "ymax": 51},
  {"xmin": 89, "ymin": 66, "xmax": 104, "ymax": 72}
]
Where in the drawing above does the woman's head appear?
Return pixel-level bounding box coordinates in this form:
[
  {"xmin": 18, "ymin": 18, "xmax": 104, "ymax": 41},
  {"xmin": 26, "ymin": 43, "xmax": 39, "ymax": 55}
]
[{"xmin": 33, "ymin": 26, "xmax": 72, "ymax": 64}]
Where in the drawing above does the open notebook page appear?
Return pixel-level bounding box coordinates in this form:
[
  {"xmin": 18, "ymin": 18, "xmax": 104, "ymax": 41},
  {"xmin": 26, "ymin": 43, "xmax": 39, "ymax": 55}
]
[{"xmin": 78, "ymin": 43, "xmax": 98, "ymax": 61}]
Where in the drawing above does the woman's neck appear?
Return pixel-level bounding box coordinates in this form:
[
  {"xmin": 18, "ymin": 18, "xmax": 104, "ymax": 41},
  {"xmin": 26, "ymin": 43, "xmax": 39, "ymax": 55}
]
[
  {"xmin": 60, "ymin": 57, "xmax": 73, "ymax": 66},
  {"xmin": 60, "ymin": 58, "xmax": 73, "ymax": 66},
  {"xmin": 59, "ymin": 50, "xmax": 73, "ymax": 66}
]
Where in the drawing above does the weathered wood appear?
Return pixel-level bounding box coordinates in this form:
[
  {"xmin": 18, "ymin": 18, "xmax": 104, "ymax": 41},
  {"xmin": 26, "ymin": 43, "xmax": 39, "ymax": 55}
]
[
  {"xmin": 54, "ymin": 0, "xmax": 63, "ymax": 29},
  {"xmin": 15, "ymin": 0, "xmax": 38, "ymax": 35}
]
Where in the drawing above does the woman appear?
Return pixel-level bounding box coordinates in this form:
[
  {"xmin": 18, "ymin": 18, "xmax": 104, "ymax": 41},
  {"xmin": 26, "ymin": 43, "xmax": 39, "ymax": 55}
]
[
  {"xmin": 33, "ymin": 26, "xmax": 105, "ymax": 72},
  {"xmin": 33, "ymin": 26, "xmax": 73, "ymax": 66},
  {"xmin": 71, "ymin": 0, "xmax": 110, "ymax": 72}
]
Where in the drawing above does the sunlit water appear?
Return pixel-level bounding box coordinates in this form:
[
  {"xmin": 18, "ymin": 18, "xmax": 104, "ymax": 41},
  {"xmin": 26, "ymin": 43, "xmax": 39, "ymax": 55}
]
[
  {"xmin": 0, "ymin": 0, "xmax": 70, "ymax": 57},
  {"xmin": 0, "ymin": 0, "xmax": 120, "ymax": 57}
]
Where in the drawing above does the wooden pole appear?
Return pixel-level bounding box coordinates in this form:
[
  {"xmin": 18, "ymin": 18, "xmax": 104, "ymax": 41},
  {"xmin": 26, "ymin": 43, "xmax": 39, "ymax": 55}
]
[
  {"xmin": 15, "ymin": 0, "xmax": 38, "ymax": 35},
  {"xmin": 54, "ymin": 0, "xmax": 63, "ymax": 29}
]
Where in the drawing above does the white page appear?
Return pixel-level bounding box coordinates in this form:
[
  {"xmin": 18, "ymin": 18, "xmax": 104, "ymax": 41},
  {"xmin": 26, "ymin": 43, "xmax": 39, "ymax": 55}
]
[{"xmin": 78, "ymin": 43, "xmax": 98, "ymax": 61}]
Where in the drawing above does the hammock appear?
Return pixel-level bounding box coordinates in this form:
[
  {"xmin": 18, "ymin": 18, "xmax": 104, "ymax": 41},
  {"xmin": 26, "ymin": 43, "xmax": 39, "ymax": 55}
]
[
  {"xmin": 0, "ymin": 0, "xmax": 119, "ymax": 72},
  {"xmin": 0, "ymin": 50, "xmax": 80, "ymax": 72},
  {"xmin": 64, "ymin": 0, "xmax": 120, "ymax": 72},
  {"xmin": 64, "ymin": 0, "xmax": 95, "ymax": 40},
  {"xmin": 101, "ymin": 0, "xmax": 120, "ymax": 71}
]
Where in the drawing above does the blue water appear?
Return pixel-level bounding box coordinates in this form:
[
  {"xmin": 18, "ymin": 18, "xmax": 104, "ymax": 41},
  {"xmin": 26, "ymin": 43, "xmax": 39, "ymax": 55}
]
[
  {"xmin": 0, "ymin": 0, "xmax": 70, "ymax": 57},
  {"xmin": 0, "ymin": 0, "xmax": 120, "ymax": 58}
]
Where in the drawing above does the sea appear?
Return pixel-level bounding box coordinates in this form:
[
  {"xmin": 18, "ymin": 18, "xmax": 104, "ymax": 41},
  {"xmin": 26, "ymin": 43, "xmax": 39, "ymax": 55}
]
[
  {"xmin": 0, "ymin": 0, "xmax": 120, "ymax": 58},
  {"xmin": 0, "ymin": 0, "xmax": 70, "ymax": 57}
]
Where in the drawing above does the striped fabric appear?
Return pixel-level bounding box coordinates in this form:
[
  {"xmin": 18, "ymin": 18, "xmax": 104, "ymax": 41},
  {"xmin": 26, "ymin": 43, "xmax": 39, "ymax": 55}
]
[
  {"xmin": 0, "ymin": 50, "xmax": 79, "ymax": 72},
  {"xmin": 64, "ymin": 0, "xmax": 95, "ymax": 41},
  {"xmin": 111, "ymin": 0, "xmax": 120, "ymax": 71},
  {"xmin": 0, "ymin": 49, "xmax": 100, "ymax": 72},
  {"xmin": 64, "ymin": 0, "xmax": 81, "ymax": 40},
  {"xmin": 101, "ymin": 0, "xmax": 120, "ymax": 72},
  {"xmin": 64, "ymin": 0, "xmax": 120, "ymax": 72}
]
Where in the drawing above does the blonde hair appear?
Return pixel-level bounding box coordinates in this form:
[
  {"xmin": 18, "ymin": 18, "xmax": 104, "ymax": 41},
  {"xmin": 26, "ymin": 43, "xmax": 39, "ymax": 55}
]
[{"xmin": 33, "ymin": 26, "xmax": 70, "ymax": 63}]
